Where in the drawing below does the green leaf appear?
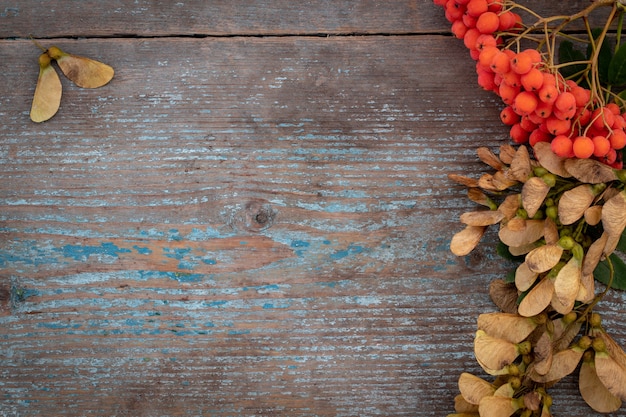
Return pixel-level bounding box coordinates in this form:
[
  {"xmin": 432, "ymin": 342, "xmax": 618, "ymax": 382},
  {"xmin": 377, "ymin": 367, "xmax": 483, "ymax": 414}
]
[
  {"xmin": 594, "ymin": 253, "xmax": 626, "ymax": 290},
  {"xmin": 608, "ymin": 42, "xmax": 626, "ymax": 85},
  {"xmin": 586, "ymin": 28, "xmax": 613, "ymax": 84},
  {"xmin": 617, "ymin": 229, "xmax": 626, "ymax": 253},
  {"xmin": 559, "ymin": 40, "xmax": 588, "ymax": 80}
]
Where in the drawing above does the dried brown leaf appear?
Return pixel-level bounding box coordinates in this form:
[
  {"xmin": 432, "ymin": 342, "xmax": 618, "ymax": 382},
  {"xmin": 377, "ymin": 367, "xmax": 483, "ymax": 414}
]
[
  {"xmin": 558, "ymin": 185, "xmax": 595, "ymax": 225},
  {"xmin": 564, "ymin": 158, "xmax": 618, "ymax": 184}
]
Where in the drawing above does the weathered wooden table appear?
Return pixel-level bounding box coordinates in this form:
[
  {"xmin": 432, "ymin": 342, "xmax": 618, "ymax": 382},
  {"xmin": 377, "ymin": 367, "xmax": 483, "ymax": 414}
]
[{"xmin": 1, "ymin": 1, "xmax": 625, "ymax": 416}]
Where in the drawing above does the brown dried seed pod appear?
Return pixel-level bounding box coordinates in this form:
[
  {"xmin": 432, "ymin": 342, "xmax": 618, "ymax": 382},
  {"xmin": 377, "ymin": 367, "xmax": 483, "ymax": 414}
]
[
  {"xmin": 477, "ymin": 146, "xmax": 505, "ymax": 170},
  {"xmin": 595, "ymin": 331, "xmax": 626, "ymax": 370},
  {"xmin": 508, "ymin": 145, "xmax": 532, "ymax": 182},
  {"xmin": 478, "ymin": 396, "xmax": 520, "ymax": 417},
  {"xmin": 595, "ymin": 351, "xmax": 626, "ymax": 401},
  {"xmin": 508, "ymin": 242, "xmax": 540, "ymax": 257},
  {"xmin": 582, "ymin": 233, "xmax": 609, "ymax": 277},
  {"xmin": 521, "ymin": 177, "xmax": 550, "ymax": 218},
  {"xmin": 515, "ymin": 261, "xmax": 539, "ymax": 292},
  {"xmin": 460, "ymin": 210, "xmax": 505, "ymax": 226},
  {"xmin": 499, "ymin": 144, "xmax": 517, "ymax": 165},
  {"xmin": 458, "ymin": 372, "xmax": 495, "ymax": 405},
  {"xmin": 577, "ymin": 272, "xmax": 595, "ymax": 303},
  {"xmin": 525, "ymin": 244, "xmax": 564, "ymax": 273},
  {"xmin": 474, "ymin": 330, "xmax": 521, "ymax": 372},
  {"xmin": 468, "ymin": 188, "xmax": 492, "ymax": 208},
  {"xmin": 564, "ymin": 157, "xmax": 618, "ymax": 184},
  {"xmin": 478, "ymin": 173, "xmax": 499, "ymax": 191},
  {"xmin": 580, "ymin": 358, "xmax": 622, "ymax": 413},
  {"xmin": 492, "ymin": 170, "xmax": 519, "ymax": 191},
  {"xmin": 477, "ymin": 312, "xmax": 540, "ymax": 343},
  {"xmin": 558, "ymin": 185, "xmax": 595, "ymax": 225},
  {"xmin": 602, "ymin": 191, "xmax": 626, "ymax": 253},
  {"xmin": 533, "ymin": 330, "xmax": 554, "ymax": 375},
  {"xmin": 518, "ymin": 276, "xmax": 554, "ymax": 317},
  {"xmin": 584, "ymin": 205, "xmax": 603, "ymax": 226},
  {"xmin": 489, "ymin": 279, "xmax": 519, "ymax": 314},
  {"xmin": 498, "ymin": 219, "xmax": 544, "ymax": 248},
  {"xmin": 498, "ymin": 194, "xmax": 521, "ymax": 220},
  {"xmin": 450, "ymin": 225, "xmax": 486, "ymax": 256},
  {"xmin": 552, "ymin": 315, "xmax": 582, "ymax": 352},
  {"xmin": 448, "ymin": 173, "xmax": 479, "ymax": 188},
  {"xmin": 543, "ymin": 217, "xmax": 559, "ymax": 245},
  {"xmin": 454, "ymin": 393, "xmax": 479, "ymax": 413},
  {"xmin": 533, "ymin": 142, "xmax": 571, "ymax": 178},
  {"xmin": 552, "ymin": 257, "xmax": 581, "ymax": 315},
  {"xmin": 530, "ymin": 345, "xmax": 585, "ymax": 383}
]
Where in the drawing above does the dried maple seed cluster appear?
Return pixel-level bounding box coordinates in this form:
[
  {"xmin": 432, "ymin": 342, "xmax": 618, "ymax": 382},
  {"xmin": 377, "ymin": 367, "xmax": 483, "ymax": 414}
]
[
  {"xmin": 448, "ymin": 144, "xmax": 626, "ymax": 415},
  {"xmin": 433, "ymin": 0, "xmax": 626, "ymax": 169}
]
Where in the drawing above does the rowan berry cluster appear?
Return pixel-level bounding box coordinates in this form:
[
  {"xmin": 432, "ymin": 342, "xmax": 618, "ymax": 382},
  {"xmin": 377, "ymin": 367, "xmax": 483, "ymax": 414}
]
[{"xmin": 433, "ymin": 0, "xmax": 626, "ymax": 168}]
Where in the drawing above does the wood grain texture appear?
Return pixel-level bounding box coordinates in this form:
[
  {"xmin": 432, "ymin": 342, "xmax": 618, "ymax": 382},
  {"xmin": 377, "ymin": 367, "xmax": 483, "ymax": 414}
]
[{"xmin": 1, "ymin": 1, "xmax": 625, "ymax": 416}]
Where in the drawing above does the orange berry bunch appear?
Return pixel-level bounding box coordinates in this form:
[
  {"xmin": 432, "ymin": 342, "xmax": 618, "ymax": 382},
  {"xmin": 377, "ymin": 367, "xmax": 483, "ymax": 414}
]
[{"xmin": 432, "ymin": 0, "xmax": 626, "ymax": 168}]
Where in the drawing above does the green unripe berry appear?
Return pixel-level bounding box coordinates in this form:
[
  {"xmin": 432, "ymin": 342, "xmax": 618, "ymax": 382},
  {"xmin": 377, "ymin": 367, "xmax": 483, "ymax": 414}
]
[
  {"xmin": 592, "ymin": 337, "xmax": 606, "ymax": 352},
  {"xmin": 589, "ymin": 312, "xmax": 602, "ymax": 328},
  {"xmin": 545, "ymin": 205, "xmax": 558, "ymax": 220},
  {"xmin": 558, "ymin": 235, "xmax": 576, "ymax": 250},
  {"xmin": 533, "ymin": 166, "xmax": 549, "ymax": 177},
  {"xmin": 541, "ymin": 173, "xmax": 557, "ymax": 187}
]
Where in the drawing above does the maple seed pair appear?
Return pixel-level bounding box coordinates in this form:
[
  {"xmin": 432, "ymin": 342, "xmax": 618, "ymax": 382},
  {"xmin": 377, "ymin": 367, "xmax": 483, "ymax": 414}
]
[{"xmin": 30, "ymin": 43, "xmax": 114, "ymax": 123}]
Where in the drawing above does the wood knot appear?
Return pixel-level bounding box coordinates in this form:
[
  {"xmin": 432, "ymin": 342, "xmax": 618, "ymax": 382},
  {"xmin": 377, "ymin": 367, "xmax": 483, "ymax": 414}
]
[{"xmin": 229, "ymin": 198, "xmax": 277, "ymax": 232}]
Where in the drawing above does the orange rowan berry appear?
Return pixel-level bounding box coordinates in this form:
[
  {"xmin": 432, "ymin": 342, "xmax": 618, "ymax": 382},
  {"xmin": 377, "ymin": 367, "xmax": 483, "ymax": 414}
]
[
  {"xmin": 490, "ymin": 50, "xmax": 511, "ymax": 74},
  {"xmin": 511, "ymin": 51, "xmax": 534, "ymax": 74},
  {"xmin": 526, "ymin": 111, "xmax": 544, "ymax": 125},
  {"xmin": 520, "ymin": 67, "xmax": 544, "ymax": 91},
  {"xmin": 591, "ymin": 107, "xmax": 615, "ymax": 130},
  {"xmin": 519, "ymin": 115, "xmax": 537, "ymax": 131},
  {"xmin": 463, "ymin": 12, "xmax": 478, "ymax": 28},
  {"xmin": 613, "ymin": 114, "xmax": 626, "ymax": 129},
  {"xmin": 498, "ymin": 82, "xmax": 520, "ymax": 105},
  {"xmin": 497, "ymin": 10, "xmax": 517, "ymax": 31},
  {"xmin": 534, "ymin": 100, "xmax": 552, "ymax": 119},
  {"xmin": 570, "ymin": 86, "xmax": 591, "ymax": 108},
  {"xmin": 478, "ymin": 46, "xmax": 499, "ymax": 69},
  {"xmin": 514, "ymin": 91, "xmax": 538, "ymax": 116},
  {"xmin": 603, "ymin": 148, "xmax": 618, "ymax": 164},
  {"xmin": 592, "ymin": 135, "xmax": 611, "ymax": 157},
  {"xmin": 501, "ymin": 70, "xmax": 521, "ymax": 88},
  {"xmin": 551, "ymin": 134, "xmax": 574, "ymax": 157},
  {"xmin": 529, "ymin": 128, "xmax": 551, "ymax": 146},
  {"xmin": 606, "ymin": 102, "xmax": 621, "ymax": 115},
  {"xmin": 451, "ymin": 20, "xmax": 469, "ymax": 39},
  {"xmin": 545, "ymin": 116, "xmax": 571, "ymax": 136},
  {"xmin": 577, "ymin": 108, "xmax": 591, "ymax": 126},
  {"xmin": 486, "ymin": 0, "xmax": 502, "ymax": 12},
  {"xmin": 553, "ymin": 106, "xmax": 576, "ymax": 121},
  {"xmin": 538, "ymin": 78, "xmax": 558, "ymax": 104},
  {"xmin": 466, "ymin": 0, "xmax": 488, "ymax": 17},
  {"xmin": 573, "ymin": 136, "xmax": 594, "ymax": 159},
  {"xmin": 476, "ymin": 11, "xmax": 500, "ymax": 34},
  {"xmin": 510, "ymin": 123, "xmax": 530, "ymax": 143},
  {"xmin": 455, "ymin": 0, "xmax": 472, "ymax": 5},
  {"xmin": 610, "ymin": 129, "xmax": 626, "ymax": 149},
  {"xmin": 475, "ymin": 34, "xmax": 497, "ymax": 51},
  {"xmin": 445, "ymin": 0, "xmax": 465, "ymax": 21},
  {"xmin": 554, "ymin": 92, "xmax": 576, "ymax": 113},
  {"xmin": 477, "ymin": 69, "xmax": 496, "ymax": 91},
  {"xmin": 463, "ymin": 28, "xmax": 481, "ymax": 50},
  {"xmin": 500, "ymin": 106, "xmax": 520, "ymax": 125}
]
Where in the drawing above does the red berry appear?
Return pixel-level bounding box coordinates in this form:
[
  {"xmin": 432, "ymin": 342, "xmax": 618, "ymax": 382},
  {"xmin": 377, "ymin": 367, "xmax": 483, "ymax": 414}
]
[
  {"xmin": 572, "ymin": 136, "xmax": 594, "ymax": 159},
  {"xmin": 551, "ymin": 135, "xmax": 574, "ymax": 157}
]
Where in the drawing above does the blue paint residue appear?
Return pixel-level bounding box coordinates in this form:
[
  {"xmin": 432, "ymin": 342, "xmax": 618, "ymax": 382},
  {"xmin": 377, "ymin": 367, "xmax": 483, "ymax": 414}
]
[
  {"xmin": 330, "ymin": 244, "xmax": 365, "ymax": 260},
  {"xmin": 60, "ymin": 242, "xmax": 131, "ymax": 262},
  {"xmin": 228, "ymin": 329, "xmax": 251, "ymax": 335},
  {"xmin": 202, "ymin": 258, "xmax": 217, "ymax": 265},
  {"xmin": 133, "ymin": 245, "xmax": 152, "ymax": 255},
  {"xmin": 167, "ymin": 272, "xmax": 204, "ymax": 283}
]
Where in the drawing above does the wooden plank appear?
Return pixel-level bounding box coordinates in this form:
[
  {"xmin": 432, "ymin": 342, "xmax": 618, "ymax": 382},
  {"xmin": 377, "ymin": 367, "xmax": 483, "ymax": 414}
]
[
  {"xmin": 1, "ymin": 1, "xmax": 625, "ymax": 416},
  {"xmin": 0, "ymin": 0, "xmax": 610, "ymax": 38}
]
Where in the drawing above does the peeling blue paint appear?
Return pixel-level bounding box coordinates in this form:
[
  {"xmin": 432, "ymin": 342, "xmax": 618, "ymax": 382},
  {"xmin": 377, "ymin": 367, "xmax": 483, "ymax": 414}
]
[
  {"xmin": 60, "ymin": 242, "xmax": 131, "ymax": 262},
  {"xmin": 228, "ymin": 329, "xmax": 251, "ymax": 335},
  {"xmin": 133, "ymin": 245, "xmax": 152, "ymax": 255},
  {"xmin": 202, "ymin": 258, "xmax": 217, "ymax": 265},
  {"xmin": 167, "ymin": 272, "xmax": 204, "ymax": 283},
  {"xmin": 330, "ymin": 244, "xmax": 365, "ymax": 260}
]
